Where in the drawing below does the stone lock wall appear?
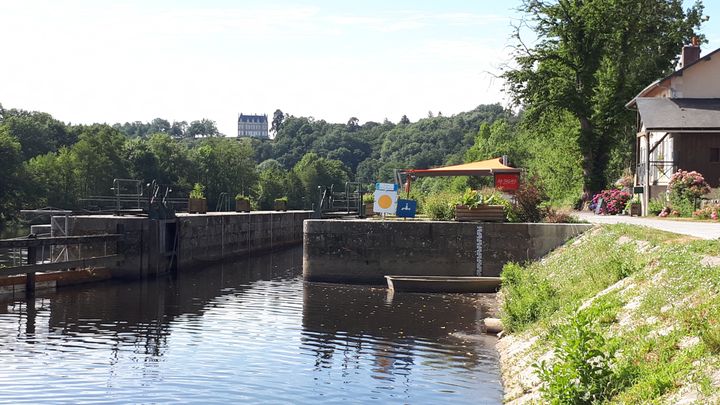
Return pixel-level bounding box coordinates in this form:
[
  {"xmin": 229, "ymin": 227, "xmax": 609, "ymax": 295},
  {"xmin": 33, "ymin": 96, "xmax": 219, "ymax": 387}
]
[
  {"xmin": 303, "ymin": 219, "xmax": 592, "ymax": 284},
  {"xmin": 55, "ymin": 211, "xmax": 312, "ymax": 280}
]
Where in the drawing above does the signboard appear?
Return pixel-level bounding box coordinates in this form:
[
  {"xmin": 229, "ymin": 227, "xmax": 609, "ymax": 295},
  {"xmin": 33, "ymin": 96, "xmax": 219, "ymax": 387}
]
[
  {"xmin": 633, "ymin": 186, "xmax": 644, "ymax": 194},
  {"xmin": 494, "ymin": 173, "xmax": 520, "ymax": 191},
  {"xmin": 374, "ymin": 190, "xmax": 398, "ymax": 214},
  {"xmin": 395, "ymin": 199, "xmax": 417, "ymax": 218},
  {"xmin": 376, "ymin": 182, "xmax": 398, "ymax": 191}
]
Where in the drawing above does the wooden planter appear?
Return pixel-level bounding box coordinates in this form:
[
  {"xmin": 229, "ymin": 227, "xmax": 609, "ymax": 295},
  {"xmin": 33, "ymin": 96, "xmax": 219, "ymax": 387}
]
[
  {"xmin": 629, "ymin": 203, "xmax": 641, "ymax": 217},
  {"xmin": 455, "ymin": 204, "xmax": 505, "ymax": 222},
  {"xmin": 235, "ymin": 199, "xmax": 251, "ymax": 212},
  {"xmin": 188, "ymin": 198, "xmax": 207, "ymax": 214},
  {"xmin": 364, "ymin": 202, "xmax": 375, "ymax": 217},
  {"xmin": 274, "ymin": 200, "xmax": 288, "ymax": 211}
]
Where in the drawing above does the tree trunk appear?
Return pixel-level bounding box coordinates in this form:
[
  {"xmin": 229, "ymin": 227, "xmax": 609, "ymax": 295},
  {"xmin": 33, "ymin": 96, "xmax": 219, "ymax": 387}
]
[{"xmin": 578, "ymin": 115, "xmax": 596, "ymax": 201}]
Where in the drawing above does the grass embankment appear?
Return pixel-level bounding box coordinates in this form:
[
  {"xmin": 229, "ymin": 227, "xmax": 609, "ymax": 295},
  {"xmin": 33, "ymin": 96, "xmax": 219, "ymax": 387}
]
[{"xmin": 498, "ymin": 224, "xmax": 720, "ymax": 404}]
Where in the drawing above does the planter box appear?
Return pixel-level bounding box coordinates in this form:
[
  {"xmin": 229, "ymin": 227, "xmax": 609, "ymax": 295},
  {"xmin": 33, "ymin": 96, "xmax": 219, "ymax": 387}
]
[
  {"xmin": 235, "ymin": 199, "xmax": 251, "ymax": 212},
  {"xmin": 188, "ymin": 198, "xmax": 207, "ymax": 214},
  {"xmin": 629, "ymin": 203, "xmax": 641, "ymax": 217},
  {"xmin": 274, "ymin": 200, "xmax": 288, "ymax": 211},
  {"xmin": 455, "ymin": 204, "xmax": 505, "ymax": 222},
  {"xmin": 364, "ymin": 202, "xmax": 375, "ymax": 217}
]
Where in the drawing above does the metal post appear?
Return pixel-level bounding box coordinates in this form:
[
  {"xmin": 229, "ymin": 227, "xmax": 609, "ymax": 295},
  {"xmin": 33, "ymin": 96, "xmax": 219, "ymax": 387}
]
[
  {"xmin": 26, "ymin": 247, "xmax": 37, "ymax": 297},
  {"xmin": 643, "ymin": 133, "xmax": 651, "ymax": 216}
]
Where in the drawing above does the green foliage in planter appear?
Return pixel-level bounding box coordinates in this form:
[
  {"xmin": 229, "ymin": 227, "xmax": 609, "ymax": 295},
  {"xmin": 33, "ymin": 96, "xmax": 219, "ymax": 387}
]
[
  {"xmin": 235, "ymin": 194, "xmax": 250, "ymax": 202},
  {"xmin": 274, "ymin": 196, "xmax": 288, "ymax": 203},
  {"xmin": 362, "ymin": 193, "xmax": 374, "ymax": 204},
  {"xmin": 422, "ymin": 191, "xmax": 456, "ymax": 220},
  {"xmin": 189, "ymin": 183, "xmax": 205, "ymax": 199}
]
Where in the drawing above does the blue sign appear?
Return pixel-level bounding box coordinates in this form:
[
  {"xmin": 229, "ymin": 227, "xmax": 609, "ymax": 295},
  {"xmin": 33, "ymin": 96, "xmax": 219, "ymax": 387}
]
[
  {"xmin": 375, "ymin": 182, "xmax": 398, "ymax": 191},
  {"xmin": 395, "ymin": 199, "xmax": 417, "ymax": 218}
]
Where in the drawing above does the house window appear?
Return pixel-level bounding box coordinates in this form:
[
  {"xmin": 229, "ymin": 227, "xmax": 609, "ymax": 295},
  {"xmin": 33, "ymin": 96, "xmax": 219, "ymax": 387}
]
[{"xmin": 711, "ymin": 148, "xmax": 720, "ymax": 163}]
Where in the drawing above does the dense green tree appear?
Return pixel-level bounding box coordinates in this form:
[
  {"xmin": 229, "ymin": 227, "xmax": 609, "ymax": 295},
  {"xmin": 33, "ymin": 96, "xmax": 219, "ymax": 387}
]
[
  {"xmin": 190, "ymin": 137, "xmax": 257, "ymax": 208},
  {"xmin": 271, "ymin": 109, "xmax": 285, "ymax": 135},
  {"xmin": 187, "ymin": 118, "xmax": 220, "ymax": 138},
  {"xmin": 71, "ymin": 124, "xmax": 129, "ymax": 196},
  {"xmin": 0, "ymin": 128, "xmax": 25, "ymax": 220},
  {"xmin": 503, "ymin": 0, "xmax": 706, "ymax": 194},
  {"xmin": 26, "ymin": 148, "xmax": 78, "ymax": 209},
  {"xmin": 0, "ymin": 110, "xmax": 72, "ymax": 159},
  {"xmin": 292, "ymin": 152, "xmax": 349, "ymax": 208}
]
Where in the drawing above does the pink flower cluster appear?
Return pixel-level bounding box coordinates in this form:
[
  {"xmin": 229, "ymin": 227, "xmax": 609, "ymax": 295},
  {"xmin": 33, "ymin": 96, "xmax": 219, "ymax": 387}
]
[
  {"xmin": 591, "ymin": 189, "xmax": 631, "ymax": 215},
  {"xmin": 693, "ymin": 204, "xmax": 720, "ymax": 221},
  {"xmin": 669, "ymin": 170, "xmax": 710, "ymax": 199}
]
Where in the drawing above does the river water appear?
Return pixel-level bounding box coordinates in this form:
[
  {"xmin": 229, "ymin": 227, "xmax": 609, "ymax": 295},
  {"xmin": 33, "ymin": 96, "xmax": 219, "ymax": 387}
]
[{"xmin": 0, "ymin": 246, "xmax": 503, "ymax": 404}]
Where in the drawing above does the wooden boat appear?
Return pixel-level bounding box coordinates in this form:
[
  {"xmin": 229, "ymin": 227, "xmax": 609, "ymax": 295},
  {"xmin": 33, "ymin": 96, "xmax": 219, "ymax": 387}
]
[{"xmin": 384, "ymin": 275, "xmax": 501, "ymax": 293}]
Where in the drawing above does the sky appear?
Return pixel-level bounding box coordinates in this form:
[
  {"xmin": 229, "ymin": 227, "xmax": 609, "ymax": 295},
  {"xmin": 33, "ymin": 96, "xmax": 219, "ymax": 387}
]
[{"xmin": 0, "ymin": 0, "xmax": 718, "ymax": 137}]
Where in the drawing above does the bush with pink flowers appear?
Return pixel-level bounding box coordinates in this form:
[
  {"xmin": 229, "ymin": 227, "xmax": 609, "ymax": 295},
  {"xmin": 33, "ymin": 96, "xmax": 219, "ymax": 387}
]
[
  {"xmin": 668, "ymin": 170, "xmax": 710, "ymax": 216},
  {"xmin": 590, "ymin": 189, "xmax": 631, "ymax": 215}
]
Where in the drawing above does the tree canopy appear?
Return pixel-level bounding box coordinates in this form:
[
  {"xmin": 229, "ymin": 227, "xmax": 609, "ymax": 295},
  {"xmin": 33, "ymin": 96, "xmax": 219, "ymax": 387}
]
[{"xmin": 503, "ymin": 0, "xmax": 706, "ymax": 194}]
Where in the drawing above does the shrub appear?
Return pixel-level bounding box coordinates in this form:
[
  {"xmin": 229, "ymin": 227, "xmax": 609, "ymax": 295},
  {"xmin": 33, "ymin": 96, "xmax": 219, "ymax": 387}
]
[
  {"xmin": 235, "ymin": 194, "xmax": 249, "ymax": 201},
  {"xmin": 543, "ymin": 208, "xmax": 581, "ymax": 223},
  {"xmin": 668, "ymin": 170, "xmax": 710, "ymax": 216},
  {"xmin": 590, "ymin": 189, "xmax": 631, "ymax": 215},
  {"xmin": 362, "ymin": 193, "xmax": 374, "ymax": 204},
  {"xmin": 501, "ymin": 262, "xmax": 558, "ymax": 332},
  {"xmin": 693, "ymin": 204, "xmax": 720, "ymax": 220},
  {"xmin": 535, "ymin": 313, "xmax": 630, "ymax": 403},
  {"xmin": 189, "ymin": 183, "xmax": 205, "ymax": 199},
  {"xmin": 511, "ymin": 175, "xmax": 549, "ymax": 223},
  {"xmin": 647, "ymin": 198, "xmax": 666, "ymax": 216},
  {"xmin": 422, "ymin": 192, "xmax": 456, "ymax": 220}
]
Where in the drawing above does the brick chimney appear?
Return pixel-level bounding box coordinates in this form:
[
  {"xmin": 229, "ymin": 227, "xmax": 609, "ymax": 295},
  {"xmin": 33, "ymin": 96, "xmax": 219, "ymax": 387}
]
[{"xmin": 680, "ymin": 37, "xmax": 701, "ymax": 68}]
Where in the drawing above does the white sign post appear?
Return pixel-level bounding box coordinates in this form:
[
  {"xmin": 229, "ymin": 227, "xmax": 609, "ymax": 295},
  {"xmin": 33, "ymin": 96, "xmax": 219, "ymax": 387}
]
[{"xmin": 373, "ymin": 183, "xmax": 398, "ymax": 217}]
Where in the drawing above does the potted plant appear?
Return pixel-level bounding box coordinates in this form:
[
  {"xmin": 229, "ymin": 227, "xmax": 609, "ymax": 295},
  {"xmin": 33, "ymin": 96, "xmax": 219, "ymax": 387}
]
[
  {"xmin": 188, "ymin": 183, "xmax": 207, "ymax": 214},
  {"xmin": 363, "ymin": 193, "xmax": 375, "ymax": 217},
  {"xmin": 625, "ymin": 195, "xmax": 641, "ymax": 216},
  {"xmin": 455, "ymin": 189, "xmax": 506, "ymax": 222},
  {"xmin": 235, "ymin": 194, "xmax": 251, "ymax": 212},
  {"xmin": 273, "ymin": 196, "xmax": 288, "ymax": 211}
]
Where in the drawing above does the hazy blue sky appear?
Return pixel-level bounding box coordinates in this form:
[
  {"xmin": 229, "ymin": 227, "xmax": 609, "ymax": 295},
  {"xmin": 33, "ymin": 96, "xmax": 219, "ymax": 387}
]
[{"xmin": 1, "ymin": 0, "xmax": 717, "ymax": 136}]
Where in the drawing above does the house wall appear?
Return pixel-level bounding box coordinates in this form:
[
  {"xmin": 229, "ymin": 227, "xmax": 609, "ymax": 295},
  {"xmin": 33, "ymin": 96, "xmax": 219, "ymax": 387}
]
[
  {"xmin": 668, "ymin": 56, "xmax": 720, "ymax": 98},
  {"xmin": 676, "ymin": 132, "xmax": 720, "ymax": 187}
]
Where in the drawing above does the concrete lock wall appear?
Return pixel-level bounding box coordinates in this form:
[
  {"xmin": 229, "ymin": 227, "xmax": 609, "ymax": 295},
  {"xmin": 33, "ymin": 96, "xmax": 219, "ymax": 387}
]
[
  {"xmin": 176, "ymin": 211, "xmax": 311, "ymax": 269},
  {"xmin": 303, "ymin": 220, "xmax": 592, "ymax": 284},
  {"xmin": 55, "ymin": 211, "xmax": 312, "ymax": 280}
]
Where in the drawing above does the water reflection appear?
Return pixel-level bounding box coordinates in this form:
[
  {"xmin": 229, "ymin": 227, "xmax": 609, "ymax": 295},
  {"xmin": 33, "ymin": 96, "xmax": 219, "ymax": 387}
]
[{"xmin": 0, "ymin": 247, "xmax": 502, "ymax": 404}]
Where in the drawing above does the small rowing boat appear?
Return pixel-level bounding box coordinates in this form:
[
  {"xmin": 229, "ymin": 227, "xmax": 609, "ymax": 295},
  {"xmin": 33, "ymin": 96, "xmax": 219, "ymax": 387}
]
[{"xmin": 384, "ymin": 275, "xmax": 501, "ymax": 293}]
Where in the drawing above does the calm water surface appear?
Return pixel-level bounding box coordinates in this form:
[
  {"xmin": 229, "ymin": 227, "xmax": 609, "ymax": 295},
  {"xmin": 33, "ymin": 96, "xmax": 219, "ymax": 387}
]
[{"xmin": 0, "ymin": 247, "xmax": 503, "ymax": 404}]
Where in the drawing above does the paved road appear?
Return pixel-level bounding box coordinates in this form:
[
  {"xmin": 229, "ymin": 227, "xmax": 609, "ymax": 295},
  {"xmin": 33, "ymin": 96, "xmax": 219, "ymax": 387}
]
[{"xmin": 574, "ymin": 211, "xmax": 720, "ymax": 240}]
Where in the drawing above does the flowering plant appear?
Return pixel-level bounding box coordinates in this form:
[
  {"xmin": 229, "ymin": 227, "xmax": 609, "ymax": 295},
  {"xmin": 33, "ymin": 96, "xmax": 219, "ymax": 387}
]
[
  {"xmin": 669, "ymin": 170, "xmax": 710, "ymax": 201},
  {"xmin": 590, "ymin": 189, "xmax": 631, "ymax": 215},
  {"xmin": 693, "ymin": 204, "xmax": 720, "ymax": 220}
]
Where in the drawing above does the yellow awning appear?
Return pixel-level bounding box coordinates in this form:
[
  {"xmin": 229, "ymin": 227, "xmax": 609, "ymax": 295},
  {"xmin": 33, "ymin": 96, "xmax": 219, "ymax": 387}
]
[{"xmin": 402, "ymin": 157, "xmax": 521, "ymax": 177}]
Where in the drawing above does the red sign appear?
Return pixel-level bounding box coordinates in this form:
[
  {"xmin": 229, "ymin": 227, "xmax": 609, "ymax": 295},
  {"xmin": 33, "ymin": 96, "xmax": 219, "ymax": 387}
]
[{"xmin": 494, "ymin": 173, "xmax": 520, "ymax": 191}]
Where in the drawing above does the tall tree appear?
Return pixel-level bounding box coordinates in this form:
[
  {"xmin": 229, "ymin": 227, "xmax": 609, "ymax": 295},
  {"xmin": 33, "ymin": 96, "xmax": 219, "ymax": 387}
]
[
  {"xmin": 271, "ymin": 109, "xmax": 285, "ymax": 135},
  {"xmin": 503, "ymin": 0, "xmax": 705, "ymax": 195}
]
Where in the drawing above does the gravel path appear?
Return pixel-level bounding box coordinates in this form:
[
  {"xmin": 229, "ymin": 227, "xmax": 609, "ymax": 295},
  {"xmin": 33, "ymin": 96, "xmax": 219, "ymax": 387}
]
[{"xmin": 574, "ymin": 211, "xmax": 720, "ymax": 240}]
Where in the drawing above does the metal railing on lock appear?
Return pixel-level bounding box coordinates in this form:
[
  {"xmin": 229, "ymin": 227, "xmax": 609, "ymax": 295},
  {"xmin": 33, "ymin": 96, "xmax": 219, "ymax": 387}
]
[{"xmin": 0, "ymin": 234, "xmax": 124, "ymax": 294}]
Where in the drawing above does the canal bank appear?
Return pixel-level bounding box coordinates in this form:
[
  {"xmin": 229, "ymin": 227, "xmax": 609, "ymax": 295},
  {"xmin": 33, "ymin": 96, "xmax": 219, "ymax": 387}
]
[{"xmin": 495, "ymin": 224, "xmax": 720, "ymax": 403}]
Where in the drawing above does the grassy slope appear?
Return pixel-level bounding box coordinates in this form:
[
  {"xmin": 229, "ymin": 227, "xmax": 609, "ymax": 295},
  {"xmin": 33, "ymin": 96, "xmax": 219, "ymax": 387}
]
[{"xmin": 498, "ymin": 224, "xmax": 720, "ymax": 403}]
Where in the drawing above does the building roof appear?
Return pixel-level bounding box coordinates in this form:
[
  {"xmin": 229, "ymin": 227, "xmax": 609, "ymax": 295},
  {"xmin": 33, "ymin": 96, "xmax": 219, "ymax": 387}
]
[
  {"xmin": 402, "ymin": 157, "xmax": 521, "ymax": 177},
  {"xmin": 626, "ymin": 47, "xmax": 720, "ymax": 109},
  {"xmin": 636, "ymin": 98, "xmax": 720, "ymax": 131},
  {"xmin": 238, "ymin": 114, "xmax": 268, "ymax": 123}
]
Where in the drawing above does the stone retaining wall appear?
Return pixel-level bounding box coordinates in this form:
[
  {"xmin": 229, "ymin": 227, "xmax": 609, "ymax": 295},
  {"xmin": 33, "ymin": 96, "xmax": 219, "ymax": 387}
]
[{"xmin": 303, "ymin": 220, "xmax": 592, "ymax": 284}]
